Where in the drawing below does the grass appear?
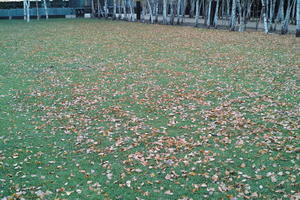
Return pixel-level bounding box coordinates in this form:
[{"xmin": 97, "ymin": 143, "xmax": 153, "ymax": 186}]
[{"xmin": 0, "ymin": 18, "xmax": 299, "ymax": 200}]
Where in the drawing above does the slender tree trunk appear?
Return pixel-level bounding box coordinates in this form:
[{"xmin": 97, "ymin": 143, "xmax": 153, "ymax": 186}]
[
  {"xmin": 36, "ymin": 0, "xmax": 39, "ymax": 20},
  {"xmin": 296, "ymin": 0, "xmax": 300, "ymax": 36},
  {"xmin": 118, "ymin": 0, "xmax": 122, "ymax": 19},
  {"xmin": 190, "ymin": 0, "xmax": 196, "ymax": 17},
  {"xmin": 292, "ymin": 0, "xmax": 296, "ymax": 24},
  {"xmin": 24, "ymin": 0, "xmax": 26, "ymax": 20},
  {"xmin": 129, "ymin": 0, "xmax": 134, "ymax": 21},
  {"xmin": 44, "ymin": 0, "xmax": 48, "ymax": 20},
  {"xmin": 97, "ymin": 0, "xmax": 101, "ymax": 17},
  {"xmin": 261, "ymin": 0, "xmax": 269, "ymax": 33},
  {"xmin": 122, "ymin": 0, "xmax": 127, "ymax": 20},
  {"xmin": 147, "ymin": 0, "xmax": 154, "ymax": 23},
  {"xmin": 170, "ymin": 0, "xmax": 175, "ymax": 24},
  {"xmin": 207, "ymin": 0, "xmax": 212, "ymax": 27},
  {"xmin": 230, "ymin": 0, "xmax": 236, "ymax": 30},
  {"xmin": 104, "ymin": 0, "xmax": 108, "ymax": 18},
  {"xmin": 113, "ymin": 0, "xmax": 117, "ymax": 19},
  {"xmin": 281, "ymin": 0, "xmax": 292, "ymax": 34},
  {"xmin": 26, "ymin": 0, "xmax": 30, "ymax": 22},
  {"xmin": 195, "ymin": 0, "xmax": 200, "ymax": 26},
  {"xmin": 177, "ymin": 0, "xmax": 182, "ymax": 24},
  {"xmin": 237, "ymin": 0, "xmax": 243, "ymax": 31},
  {"xmin": 274, "ymin": 0, "xmax": 283, "ymax": 30},
  {"xmin": 268, "ymin": 0, "xmax": 275, "ymax": 31},
  {"xmin": 221, "ymin": 0, "xmax": 225, "ymax": 24},
  {"xmin": 91, "ymin": 0, "xmax": 95, "ymax": 17},
  {"xmin": 155, "ymin": 0, "xmax": 159, "ymax": 23},
  {"xmin": 163, "ymin": 0, "xmax": 168, "ymax": 24},
  {"xmin": 180, "ymin": 0, "xmax": 187, "ymax": 23},
  {"xmin": 226, "ymin": 0, "xmax": 230, "ymax": 25},
  {"xmin": 214, "ymin": 0, "xmax": 219, "ymax": 28}
]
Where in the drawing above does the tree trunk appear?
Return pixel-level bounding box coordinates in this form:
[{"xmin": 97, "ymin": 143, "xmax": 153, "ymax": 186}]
[
  {"xmin": 221, "ymin": 0, "xmax": 225, "ymax": 24},
  {"xmin": 268, "ymin": 0, "xmax": 275, "ymax": 31},
  {"xmin": 155, "ymin": 0, "xmax": 159, "ymax": 23},
  {"xmin": 129, "ymin": 0, "xmax": 134, "ymax": 21},
  {"xmin": 36, "ymin": 0, "xmax": 39, "ymax": 20},
  {"xmin": 163, "ymin": 0, "xmax": 168, "ymax": 24},
  {"xmin": 237, "ymin": 0, "xmax": 243, "ymax": 31},
  {"xmin": 91, "ymin": 0, "xmax": 95, "ymax": 17},
  {"xmin": 190, "ymin": 0, "xmax": 196, "ymax": 17},
  {"xmin": 97, "ymin": 0, "xmax": 101, "ymax": 17},
  {"xmin": 281, "ymin": 0, "xmax": 292, "ymax": 34},
  {"xmin": 123, "ymin": 0, "xmax": 127, "ymax": 20},
  {"xmin": 104, "ymin": 0, "xmax": 108, "ymax": 18},
  {"xmin": 195, "ymin": 0, "xmax": 200, "ymax": 26},
  {"xmin": 23, "ymin": 0, "xmax": 30, "ymax": 21},
  {"xmin": 147, "ymin": 0, "xmax": 154, "ymax": 23},
  {"xmin": 207, "ymin": 0, "xmax": 212, "ymax": 27},
  {"xmin": 230, "ymin": 0, "xmax": 236, "ymax": 31},
  {"xmin": 214, "ymin": 0, "xmax": 219, "ymax": 28},
  {"xmin": 226, "ymin": 0, "xmax": 230, "ymax": 25},
  {"xmin": 177, "ymin": 0, "xmax": 182, "ymax": 24},
  {"xmin": 113, "ymin": 0, "xmax": 117, "ymax": 19},
  {"xmin": 180, "ymin": 0, "xmax": 187, "ymax": 23},
  {"xmin": 296, "ymin": 0, "xmax": 300, "ymax": 36},
  {"xmin": 118, "ymin": 0, "xmax": 122, "ymax": 19},
  {"xmin": 170, "ymin": 0, "xmax": 175, "ymax": 24},
  {"xmin": 261, "ymin": 0, "xmax": 269, "ymax": 33}
]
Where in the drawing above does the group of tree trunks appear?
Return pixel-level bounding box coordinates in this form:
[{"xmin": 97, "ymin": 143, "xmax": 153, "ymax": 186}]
[{"xmin": 91, "ymin": 0, "xmax": 300, "ymax": 36}]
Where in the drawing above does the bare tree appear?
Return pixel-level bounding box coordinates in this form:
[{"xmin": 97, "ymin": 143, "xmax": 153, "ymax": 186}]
[
  {"xmin": 91, "ymin": 0, "xmax": 95, "ymax": 17},
  {"xmin": 297, "ymin": 0, "xmax": 300, "ymax": 37},
  {"xmin": 36, "ymin": 0, "xmax": 39, "ymax": 20},
  {"xmin": 104, "ymin": 0, "xmax": 108, "ymax": 18},
  {"xmin": 207, "ymin": 0, "xmax": 212, "ymax": 27},
  {"xmin": 195, "ymin": 0, "xmax": 200, "ymax": 26},
  {"xmin": 281, "ymin": 0, "xmax": 292, "ymax": 34},
  {"xmin": 261, "ymin": 0, "xmax": 269, "ymax": 33},
  {"xmin": 147, "ymin": 0, "xmax": 154, "ymax": 23},
  {"xmin": 23, "ymin": 0, "xmax": 30, "ymax": 22},
  {"xmin": 177, "ymin": 0, "xmax": 182, "ymax": 24},
  {"xmin": 113, "ymin": 0, "xmax": 117, "ymax": 19},
  {"xmin": 230, "ymin": 0, "xmax": 237, "ymax": 30},
  {"xmin": 214, "ymin": 0, "xmax": 220, "ymax": 28},
  {"xmin": 163, "ymin": 0, "xmax": 168, "ymax": 24},
  {"xmin": 122, "ymin": 0, "xmax": 127, "ymax": 20}
]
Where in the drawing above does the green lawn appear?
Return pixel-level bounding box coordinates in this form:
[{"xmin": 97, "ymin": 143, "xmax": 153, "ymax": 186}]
[{"xmin": 0, "ymin": 19, "xmax": 299, "ymax": 200}]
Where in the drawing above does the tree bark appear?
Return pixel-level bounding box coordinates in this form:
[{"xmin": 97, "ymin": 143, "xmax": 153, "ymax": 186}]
[
  {"xmin": 163, "ymin": 0, "xmax": 168, "ymax": 24},
  {"xmin": 190, "ymin": 0, "xmax": 196, "ymax": 17},
  {"xmin": 91, "ymin": 0, "xmax": 95, "ymax": 17},
  {"xmin": 155, "ymin": 0, "xmax": 159, "ymax": 23},
  {"xmin": 226, "ymin": 0, "xmax": 230, "ymax": 25},
  {"xmin": 195, "ymin": 0, "xmax": 200, "ymax": 26},
  {"xmin": 237, "ymin": 0, "xmax": 243, "ymax": 31},
  {"xmin": 36, "ymin": 0, "xmax": 39, "ymax": 20},
  {"xmin": 147, "ymin": 0, "xmax": 154, "ymax": 23},
  {"xmin": 281, "ymin": 0, "xmax": 292, "ymax": 34},
  {"xmin": 104, "ymin": 0, "xmax": 108, "ymax": 18},
  {"xmin": 180, "ymin": 0, "xmax": 187, "ymax": 23},
  {"xmin": 207, "ymin": 0, "xmax": 212, "ymax": 27},
  {"xmin": 113, "ymin": 0, "xmax": 117, "ymax": 19},
  {"xmin": 214, "ymin": 0, "xmax": 220, "ymax": 28},
  {"xmin": 170, "ymin": 0, "xmax": 175, "ymax": 24},
  {"xmin": 129, "ymin": 0, "xmax": 134, "ymax": 21},
  {"xmin": 122, "ymin": 0, "xmax": 127, "ymax": 20},
  {"xmin": 296, "ymin": 0, "xmax": 300, "ymax": 36},
  {"xmin": 261, "ymin": 0, "xmax": 269, "ymax": 33},
  {"xmin": 230, "ymin": 0, "xmax": 236, "ymax": 31},
  {"xmin": 177, "ymin": 0, "xmax": 182, "ymax": 24}
]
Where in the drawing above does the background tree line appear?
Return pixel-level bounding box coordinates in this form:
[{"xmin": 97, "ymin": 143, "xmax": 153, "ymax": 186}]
[{"xmin": 91, "ymin": 0, "xmax": 300, "ymax": 36}]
